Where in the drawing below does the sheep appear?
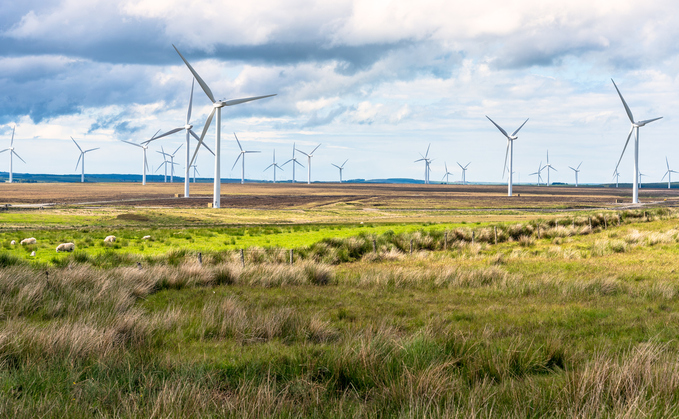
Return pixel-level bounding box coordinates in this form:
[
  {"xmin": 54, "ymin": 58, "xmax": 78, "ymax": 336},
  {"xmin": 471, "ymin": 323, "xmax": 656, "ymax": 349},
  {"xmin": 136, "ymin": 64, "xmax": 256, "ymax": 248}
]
[
  {"xmin": 142, "ymin": 235, "xmax": 151, "ymax": 240},
  {"xmin": 20, "ymin": 238, "xmax": 36, "ymax": 245},
  {"xmin": 104, "ymin": 236, "xmax": 116, "ymax": 243},
  {"xmin": 30, "ymin": 251, "xmax": 35, "ymax": 257},
  {"xmin": 56, "ymin": 243, "xmax": 75, "ymax": 252},
  {"xmin": 10, "ymin": 240, "xmax": 15, "ymax": 245}
]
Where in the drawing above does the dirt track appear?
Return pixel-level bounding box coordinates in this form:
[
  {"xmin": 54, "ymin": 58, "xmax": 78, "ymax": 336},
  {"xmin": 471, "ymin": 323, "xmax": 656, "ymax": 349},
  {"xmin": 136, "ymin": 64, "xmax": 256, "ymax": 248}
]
[{"xmin": 2, "ymin": 182, "xmax": 679, "ymax": 209}]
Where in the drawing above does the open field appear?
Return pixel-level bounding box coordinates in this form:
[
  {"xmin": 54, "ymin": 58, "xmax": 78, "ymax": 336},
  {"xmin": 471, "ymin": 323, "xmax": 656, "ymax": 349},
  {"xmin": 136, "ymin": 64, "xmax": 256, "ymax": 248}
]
[{"xmin": 2, "ymin": 184, "xmax": 679, "ymax": 416}]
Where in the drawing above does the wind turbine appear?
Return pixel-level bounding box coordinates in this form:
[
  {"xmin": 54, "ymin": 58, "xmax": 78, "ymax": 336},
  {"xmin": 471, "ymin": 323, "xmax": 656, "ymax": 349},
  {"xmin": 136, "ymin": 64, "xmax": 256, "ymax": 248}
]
[
  {"xmin": 0, "ymin": 126, "xmax": 25, "ymax": 183},
  {"xmin": 72, "ymin": 137, "xmax": 99, "ymax": 183},
  {"xmin": 120, "ymin": 129, "xmax": 159, "ymax": 185},
  {"xmin": 281, "ymin": 143, "xmax": 304, "ymax": 183},
  {"xmin": 456, "ymin": 161, "xmax": 470, "ymax": 185},
  {"xmin": 264, "ymin": 150, "xmax": 284, "ymax": 183},
  {"xmin": 611, "ymin": 79, "xmax": 662, "ymax": 204},
  {"xmin": 157, "ymin": 144, "xmax": 183, "ymax": 183},
  {"xmin": 638, "ymin": 171, "xmax": 648, "ymax": 188},
  {"xmin": 529, "ymin": 161, "xmax": 544, "ymax": 186},
  {"xmin": 613, "ymin": 170, "xmax": 620, "ymax": 188},
  {"xmin": 332, "ymin": 159, "xmax": 348, "ymax": 183},
  {"xmin": 296, "ymin": 144, "xmax": 321, "ymax": 184},
  {"xmin": 486, "ymin": 116, "xmax": 529, "ymax": 196},
  {"xmin": 191, "ymin": 163, "xmax": 200, "ymax": 183},
  {"xmin": 173, "ymin": 45, "xmax": 276, "ymax": 208},
  {"xmin": 543, "ymin": 150, "xmax": 557, "ymax": 186},
  {"xmin": 414, "ymin": 144, "xmax": 432, "ymax": 184},
  {"xmin": 568, "ymin": 162, "xmax": 582, "ymax": 187},
  {"xmin": 442, "ymin": 162, "xmax": 453, "ymax": 184},
  {"xmin": 662, "ymin": 157, "xmax": 678, "ymax": 189},
  {"xmin": 231, "ymin": 133, "xmax": 260, "ymax": 184}
]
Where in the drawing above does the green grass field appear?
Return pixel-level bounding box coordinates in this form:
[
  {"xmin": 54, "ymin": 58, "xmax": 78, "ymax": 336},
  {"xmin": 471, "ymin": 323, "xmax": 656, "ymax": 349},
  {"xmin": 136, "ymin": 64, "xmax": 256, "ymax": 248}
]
[{"xmin": 2, "ymin": 206, "xmax": 679, "ymax": 417}]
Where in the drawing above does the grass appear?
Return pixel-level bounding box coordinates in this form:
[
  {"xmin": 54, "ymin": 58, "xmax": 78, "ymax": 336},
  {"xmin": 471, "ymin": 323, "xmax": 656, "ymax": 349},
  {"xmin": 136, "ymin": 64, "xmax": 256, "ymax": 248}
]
[{"xmin": 2, "ymin": 206, "xmax": 679, "ymax": 416}]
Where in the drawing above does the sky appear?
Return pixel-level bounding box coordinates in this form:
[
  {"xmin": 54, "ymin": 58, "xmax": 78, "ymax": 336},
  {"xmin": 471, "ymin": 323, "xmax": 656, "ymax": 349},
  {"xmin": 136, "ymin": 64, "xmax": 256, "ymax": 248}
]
[{"xmin": 2, "ymin": 0, "xmax": 679, "ymax": 184}]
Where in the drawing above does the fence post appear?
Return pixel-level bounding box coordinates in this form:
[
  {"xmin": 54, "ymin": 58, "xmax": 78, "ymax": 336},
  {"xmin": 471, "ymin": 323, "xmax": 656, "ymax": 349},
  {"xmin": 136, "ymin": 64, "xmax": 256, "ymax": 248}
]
[
  {"xmin": 198, "ymin": 252, "xmax": 202, "ymax": 266},
  {"xmin": 444, "ymin": 231, "xmax": 448, "ymax": 250},
  {"xmin": 372, "ymin": 238, "xmax": 377, "ymax": 253},
  {"xmin": 472, "ymin": 231, "xmax": 475, "ymax": 245},
  {"xmin": 240, "ymin": 249, "xmax": 245, "ymax": 267},
  {"xmin": 289, "ymin": 249, "xmax": 293, "ymax": 265},
  {"xmin": 410, "ymin": 239, "xmax": 413, "ymax": 255},
  {"xmin": 644, "ymin": 211, "xmax": 647, "ymax": 221},
  {"xmin": 494, "ymin": 226, "xmax": 498, "ymax": 245}
]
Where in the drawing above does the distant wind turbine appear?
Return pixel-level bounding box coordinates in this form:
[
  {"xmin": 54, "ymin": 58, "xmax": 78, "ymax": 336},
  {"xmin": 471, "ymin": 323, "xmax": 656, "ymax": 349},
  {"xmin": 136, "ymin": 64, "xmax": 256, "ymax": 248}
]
[
  {"xmin": 264, "ymin": 150, "xmax": 284, "ymax": 183},
  {"xmin": 662, "ymin": 157, "xmax": 678, "ymax": 189},
  {"xmin": 414, "ymin": 144, "xmax": 432, "ymax": 184},
  {"xmin": 72, "ymin": 137, "xmax": 99, "ymax": 183},
  {"xmin": 529, "ymin": 161, "xmax": 544, "ymax": 186},
  {"xmin": 568, "ymin": 162, "xmax": 582, "ymax": 187},
  {"xmin": 191, "ymin": 162, "xmax": 200, "ymax": 183},
  {"xmin": 543, "ymin": 150, "xmax": 557, "ymax": 186},
  {"xmin": 613, "ymin": 170, "xmax": 620, "ymax": 188},
  {"xmin": 231, "ymin": 133, "xmax": 260, "ymax": 184},
  {"xmin": 486, "ymin": 116, "xmax": 529, "ymax": 196},
  {"xmin": 638, "ymin": 171, "xmax": 648, "ymax": 188},
  {"xmin": 157, "ymin": 144, "xmax": 182, "ymax": 183},
  {"xmin": 296, "ymin": 144, "xmax": 321, "ymax": 184},
  {"xmin": 121, "ymin": 129, "xmax": 159, "ymax": 185},
  {"xmin": 456, "ymin": 161, "xmax": 470, "ymax": 185},
  {"xmin": 611, "ymin": 78, "xmax": 662, "ymax": 204},
  {"xmin": 332, "ymin": 159, "xmax": 348, "ymax": 183},
  {"xmin": 281, "ymin": 143, "xmax": 304, "ymax": 183},
  {"xmin": 442, "ymin": 162, "xmax": 453, "ymax": 184},
  {"xmin": 0, "ymin": 126, "xmax": 25, "ymax": 183},
  {"xmin": 173, "ymin": 44, "xmax": 276, "ymax": 208}
]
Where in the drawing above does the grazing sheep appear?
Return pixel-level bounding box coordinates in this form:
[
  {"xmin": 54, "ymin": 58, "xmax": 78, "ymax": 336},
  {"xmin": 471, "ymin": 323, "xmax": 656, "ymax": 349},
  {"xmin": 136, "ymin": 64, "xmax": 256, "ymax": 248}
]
[
  {"xmin": 142, "ymin": 235, "xmax": 151, "ymax": 240},
  {"xmin": 104, "ymin": 236, "xmax": 116, "ymax": 243},
  {"xmin": 20, "ymin": 238, "xmax": 36, "ymax": 245},
  {"xmin": 56, "ymin": 243, "xmax": 75, "ymax": 252},
  {"xmin": 10, "ymin": 240, "xmax": 15, "ymax": 245},
  {"xmin": 30, "ymin": 251, "xmax": 35, "ymax": 257}
]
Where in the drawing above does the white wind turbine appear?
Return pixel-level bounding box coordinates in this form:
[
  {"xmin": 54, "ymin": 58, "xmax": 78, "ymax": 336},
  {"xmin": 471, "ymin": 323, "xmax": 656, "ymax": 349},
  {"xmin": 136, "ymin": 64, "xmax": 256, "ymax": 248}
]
[
  {"xmin": 157, "ymin": 144, "xmax": 182, "ymax": 183},
  {"xmin": 613, "ymin": 170, "xmax": 620, "ymax": 188},
  {"xmin": 611, "ymin": 79, "xmax": 662, "ymax": 204},
  {"xmin": 442, "ymin": 162, "xmax": 453, "ymax": 184},
  {"xmin": 414, "ymin": 144, "xmax": 432, "ymax": 184},
  {"xmin": 282, "ymin": 143, "xmax": 304, "ymax": 183},
  {"xmin": 569, "ymin": 162, "xmax": 582, "ymax": 187},
  {"xmin": 543, "ymin": 150, "xmax": 557, "ymax": 185},
  {"xmin": 332, "ymin": 159, "xmax": 348, "ymax": 183},
  {"xmin": 486, "ymin": 116, "xmax": 529, "ymax": 196},
  {"xmin": 638, "ymin": 171, "xmax": 647, "ymax": 188},
  {"xmin": 143, "ymin": 79, "xmax": 214, "ymax": 197},
  {"xmin": 264, "ymin": 150, "xmax": 284, "ymax": 183},
  {"xmin": 191, "ymin": 162, "xmax": 200, "ymax": 183},
  {"xmin": 529, "ymin": 161, "xmax": 544, "ymax": 186},
  {"xmin": 231, "ymin": 133, "xmax": 260, "ymax": 184},
  {"xmin": 0, "ymin": 126, "xmax": 25, "ymax": 183},
  {"xmin": 173, "ymin": 45, "xmax": 276, "ymax": 208},
  {"xmin": 662, "ymin": 157, "xmax": 678, "ymax": 189},
  {"xmin": 72, "ymin": 137, "xmax": 99, "ymax": 183},
  {"xmin": 456, "ymin": 161, "xmax": 470, "ymax": 185},
  {"xmin": 296, "ymin": 144, "xmax": 321, "ymax": 184},
  {"xmin": 120, "ymin": 129, "xmax": 159, "ymax": 185}
]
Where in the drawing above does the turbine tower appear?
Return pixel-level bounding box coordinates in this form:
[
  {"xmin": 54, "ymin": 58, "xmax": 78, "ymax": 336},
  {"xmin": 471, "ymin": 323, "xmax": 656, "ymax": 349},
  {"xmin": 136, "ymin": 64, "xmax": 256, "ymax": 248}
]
[
  {"xmin": 613, "ymin": 171, "xmax": 620, "ymax": 188},
  {"xmin": 456, "ymin": 161, "xmax": 470, "ymax": 185},
  {"xmin": 543, "ymin": 150, "xmax": 557, "ymax": 186},
  {"xmin": 662, "ymin": 157, "xmax": 678, "ymax": 189},
  {"xmin": 442, "ymin": 162, "xmax": 453, "ymax": 184},
  {"xmin": 231, "ymin": 133, "xmax": 260, "ymax": 184},
  {"xmin": 0, "ymin": 126, "xmax": 25, "ymax": 183},
  {"xmin": 296, "ymin": 144, "xmax": 321, "ymax": 184},
  {"xmin": 486, "ymin": 116, "xmax": 529, "ymax": 196},
  {"xmin": 72, "ymin": 137, "xmax": 99, "ymax": 183},
  {"xmin": 264, "ymin": 150, "xmax": 284, "ymax": 183},
  {"xmin": 332, "ymin": 159, "xmax": 348, "ymax": 183},
  {"xmin": 611, "ymin": 79, "xmax": 662, "ymax": 204},
  {"xmin": 144, "ymin": 80, "xmax": 214, "ymax": 197},
  {"xmin": 529, "ymin": 161, "xmax": 544, "ymax": 186},
  {"xmin": 173, "ymin": 45, "xmax": 276, "ymax": 208},
  {"xmin": 568, "ymin": 162, "xmax": 582, "ymax": 187},
  {"xmin": 121, "ymin": 129, "xmax": 159, "ymax": 185},
  {"xmin": 281, "ymin": 143, "xmax": 304, "ymax": 183},
  {"xmin": 414, "ymin": 144, "xmax": 432, "ymax": 184}
]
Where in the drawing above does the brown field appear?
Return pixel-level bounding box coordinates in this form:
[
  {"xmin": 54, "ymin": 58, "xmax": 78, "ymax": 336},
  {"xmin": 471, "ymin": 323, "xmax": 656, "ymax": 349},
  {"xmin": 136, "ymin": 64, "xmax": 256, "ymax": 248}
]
[{"xmin": 1, "ymin": 182, "xmax": 679, "ymax": 210}]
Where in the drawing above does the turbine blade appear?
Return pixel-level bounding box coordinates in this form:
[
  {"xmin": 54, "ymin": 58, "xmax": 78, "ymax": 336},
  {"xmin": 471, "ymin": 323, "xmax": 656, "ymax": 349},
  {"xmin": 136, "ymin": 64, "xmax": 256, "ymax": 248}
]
[
  {"xmin": 121, "ymin": 140, "xmax": 142, "ymax": 148},
  {"xmin": 190, "ymin": 130, "xmax": 215, "ymax": 155},
  {"xmin": 10, "ymin": 126, "xmax": 15, "ymax": 147},
  {"xmin": 332, "ymin": 164, "xmax": 340, "ymax": 169},
  {"xmin": 342, "ymin": 159, "xmax": 348, "ymax": 167},
  {"xmin": 223, "ymin": 94, "xmax": 276, "ymax": 106},
  {"xmin": 281, "ymin": 159, "xmax": 293, "ymax": 167},
  {"xmin": 611, "ymin": 79, "xmax": 635, "ymax": 123},
  {"xmin": 173, "ymin": 144, "xmax": 183, "ymax": 155},
  {"xmin": 296, "ymin": 148, "xmax": 310, "ymax": 157},
  {"xmin": 638, "ymin": 116, "xmax": 663, "ymax": 125},
  {"xmin": 414, "ymin": 158, "xmax": 425, "ymax": 163},
  {"xmin": 172, "ymin": 45, "xmax": 216, "ymax": 103},
  {"xmin": 457, "ymin": 162, "xmax": 464, "ymax": 169},
  {"xmin": 613, "ymin": 126, "xmax": 635, "ymax": 174},
  {"xmin": 84, "ymin": 148, "xmax": 100, "ymax": 153},
  {"xmin": 464, "ymin": 162, "xmax": 471, "ymax": 169},
  {"xmin": 187, "ymin": 78, "xmax": 194, "ymax": 124},
  {"xmin": 667, "ymin": 156, "xmax": 670, "ymax": 171},
  {"xmin": 0, "ymin": 149, "xmax": 8, "ymax": 154},
  {"xmin": 502, "ymin": 140, "xmax": 510, "ymax": 178},
  {"xmin": 569, "ymin": 166, "xmax": 575, "ymax": 171},
  {"xmin": 75, "ymin": 154, "xmax": 82, "ymax": 171},
  {"xmin": 425, "ymin": 143, "xmax": 431, "ymax": 158},
  {"xmin": 486, "ymin": 116, "xmax": 510, "ymax": 138},
  {"xmin": 234, "ymin": 133, "xmax": 243, "ymax": 151},
  {"xmin": 511, "ymin": 118, "xmax": 529, "ymax": 136},
  {"xmin": 146, "ymin": 127, "xmax": 183, "ymax": 143},
  {"xmin": 231, "ymin": 154, "xmax": 242, "ymax": 171},
  {"xmin": 577, "ymin": 162, "xmax": 582, "ymax": 170},
  {"xmin": 662, "ymin": 171, "xmax": 668, "ymax": 181},
  {"xmin": 310, "ymin": 144, "xmax": 321, "ymax": 155},
  {"xmin": 244, "ymin": 150, "xmax": 260, "ymax": 154},
  {"xmin": 264, "ymin": 163, "xmax": 274, "ymax": 171},
  {"xmin": 295, "ymin": 160, "xmax": 305, "ymax": 168},
  {"xmin": 189, "ymin": 107, "xmax": 216, "ymax": 167},
  {"xmin": 12, "ymin": 151, "xmax": 25, "ymax": 164},
  {"xmin": 71, "ymin": 137, "xmax": 83, "ymax": 152}
]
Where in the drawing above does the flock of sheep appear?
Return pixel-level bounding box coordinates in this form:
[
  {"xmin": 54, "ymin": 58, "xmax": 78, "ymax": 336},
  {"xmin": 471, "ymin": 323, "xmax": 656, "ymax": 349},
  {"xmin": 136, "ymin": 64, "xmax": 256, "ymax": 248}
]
[{"xmin": 9, "ymin": 235, "xmax": 152, "ymax": 254}]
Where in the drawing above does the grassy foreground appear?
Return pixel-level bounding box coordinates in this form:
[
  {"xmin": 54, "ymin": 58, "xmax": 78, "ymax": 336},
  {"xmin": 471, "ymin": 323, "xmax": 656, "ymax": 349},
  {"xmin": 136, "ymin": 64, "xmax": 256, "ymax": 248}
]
[{"xmin": 2, "ymin": 208, "xmax": 679, "ymax": 417}]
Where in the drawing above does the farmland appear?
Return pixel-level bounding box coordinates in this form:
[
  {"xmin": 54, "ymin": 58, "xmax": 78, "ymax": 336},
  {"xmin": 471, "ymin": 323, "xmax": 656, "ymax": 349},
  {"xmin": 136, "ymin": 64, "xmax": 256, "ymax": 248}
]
[{"xmin": 2, "ymin": 183, "xmax": 679, "ymax": 417}]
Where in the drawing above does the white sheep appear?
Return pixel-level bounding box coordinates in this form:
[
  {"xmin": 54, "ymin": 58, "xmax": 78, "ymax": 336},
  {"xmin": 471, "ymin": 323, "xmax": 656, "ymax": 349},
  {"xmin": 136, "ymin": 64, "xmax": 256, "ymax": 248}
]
[
  {"xmin": 104, "ymin": 235, "xmax": 116, "ymax": 243},
  {"xmin": 56, "ymin": 243, "xmax": 75, "ymax": 252},
  {"xmin": 20, "ymin": 238, "xmax": 36, "ymax": 245},
  {"xmin": 10, "ymin": 240, "xmax": 15, "ymax": 245},
  {"xmin": 30, "ymin": 251, "xmax": 35, "ymax": 257},
  {"xmin": 142, "ymin": 235, "xmax": 151, "ymax": 240}
]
